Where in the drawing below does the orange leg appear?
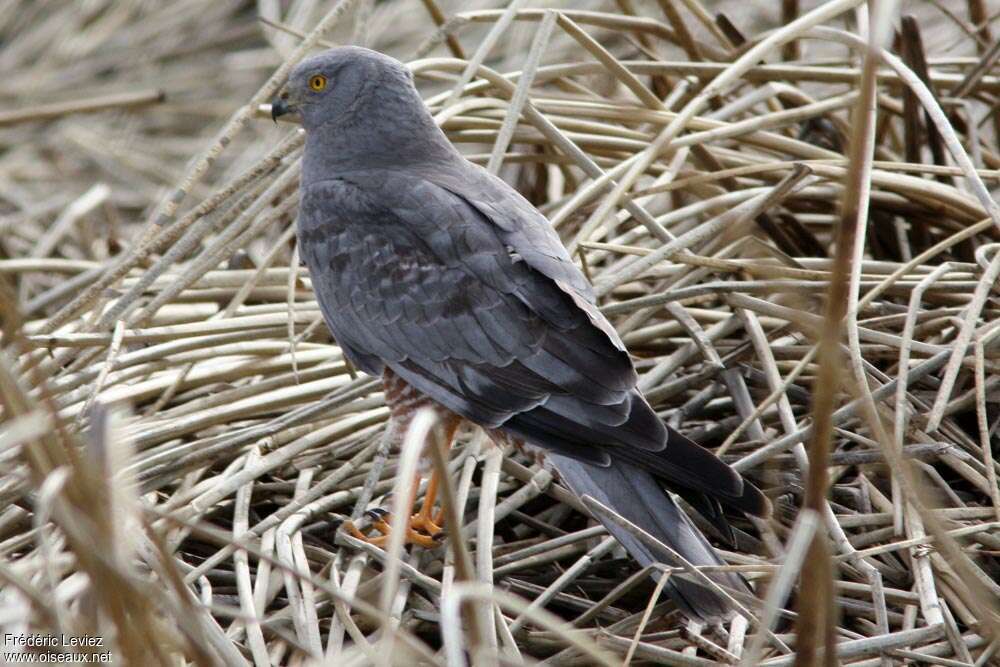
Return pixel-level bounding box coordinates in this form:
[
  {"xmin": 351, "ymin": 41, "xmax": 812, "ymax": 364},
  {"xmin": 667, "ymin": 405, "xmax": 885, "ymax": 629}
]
[
  {"xmin": 344, "ymin": 515, "xmax": 439, "ymax": 549},
  {"xmin": 410, "ymin": 468, "xmax": 443, "ymax": 536},
  {"xmin": 342, "ymin": 416, "xmax": 459, "ymax": 549}
]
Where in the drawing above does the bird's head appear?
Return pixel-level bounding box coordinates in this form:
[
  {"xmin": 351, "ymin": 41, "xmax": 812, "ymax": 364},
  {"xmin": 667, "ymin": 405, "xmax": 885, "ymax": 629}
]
[
  {"xmin": 270, "ymin": 46, "xmax": 415, "ymax": 131},
  {"xmin": 272, "ymin": 47, "xmax": 453, "ymax": 173}
]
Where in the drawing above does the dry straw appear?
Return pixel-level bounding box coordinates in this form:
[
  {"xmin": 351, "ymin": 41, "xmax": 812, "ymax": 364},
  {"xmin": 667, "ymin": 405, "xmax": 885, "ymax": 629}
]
[{"xmin": 1, "ymin": 0, "xmax": 999, "ymax": 665}]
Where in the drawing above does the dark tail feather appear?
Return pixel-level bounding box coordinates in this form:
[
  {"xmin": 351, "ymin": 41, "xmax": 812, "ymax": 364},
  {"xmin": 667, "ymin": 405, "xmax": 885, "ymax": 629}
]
[
  {"xmin": 548, "ymin": 453, "xmax": 747, "ymax": 621},
  {"xmin": 615, "ymin": 423, "xmax": 771, "ymax": 518}
]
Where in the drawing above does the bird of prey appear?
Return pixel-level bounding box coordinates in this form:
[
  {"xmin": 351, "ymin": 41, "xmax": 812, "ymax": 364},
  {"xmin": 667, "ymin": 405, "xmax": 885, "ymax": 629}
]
[{"xmin": 271, "ymin": 47, "xmax": 770, "ymax": 620}]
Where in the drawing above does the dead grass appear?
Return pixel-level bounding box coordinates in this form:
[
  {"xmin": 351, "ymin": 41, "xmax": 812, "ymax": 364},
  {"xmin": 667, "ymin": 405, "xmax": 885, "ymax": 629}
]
[{"xmin": 1, "ymin": 1, "xmax": 999, "ymax": 665}]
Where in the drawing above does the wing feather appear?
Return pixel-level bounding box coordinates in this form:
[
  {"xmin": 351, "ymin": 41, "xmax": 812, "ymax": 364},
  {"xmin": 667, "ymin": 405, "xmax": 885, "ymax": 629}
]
[
  {"xmin": 298, "ymin": 168, "xmax": 768, "ymax": 522},
  {"xmin": 299, "ymin": 173, "xmax": 635, "ymax": 406}
]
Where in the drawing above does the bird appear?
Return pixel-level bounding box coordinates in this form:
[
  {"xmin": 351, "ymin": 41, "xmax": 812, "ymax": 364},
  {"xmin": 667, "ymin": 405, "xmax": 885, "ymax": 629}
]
[{"xmin": 271, "ymin": 46, "xmax": 770, "ymax": 620}]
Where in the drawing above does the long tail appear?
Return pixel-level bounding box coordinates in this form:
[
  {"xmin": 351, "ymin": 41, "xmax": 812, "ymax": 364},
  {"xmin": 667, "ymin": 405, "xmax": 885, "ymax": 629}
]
[{"xmin": 547, "ymin": 453, "xmax": 747, "ymax": 621}]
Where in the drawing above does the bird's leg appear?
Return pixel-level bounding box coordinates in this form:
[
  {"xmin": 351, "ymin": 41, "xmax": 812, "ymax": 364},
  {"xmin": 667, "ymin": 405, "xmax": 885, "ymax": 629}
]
[
  {"xmin": 345, "ymin": 515, "xmax": 390, "ymax": 547},
  {"xmin": 344, "ymin": 476, "xmax": 439, "ymax": 549},
  {"xmin": 343, "ymin": 414, "xmax": 459, "ymax": 549},
  {"xmin": 410, "ymin": 416, "xmax": 460, "ymax": 535},
  {"xmin": 344, "ymin": 501, "xmax": 441, "ymax": 549},
  {"xmin": 409, "ymin": 467, "xmax": 442, "ymax": 536}
]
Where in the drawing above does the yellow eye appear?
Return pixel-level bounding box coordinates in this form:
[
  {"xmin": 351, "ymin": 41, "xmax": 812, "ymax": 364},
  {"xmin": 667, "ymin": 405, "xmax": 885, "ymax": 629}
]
[{"xmin": 309, "ymin": 74, "xmax": 327, "ymax": 92}]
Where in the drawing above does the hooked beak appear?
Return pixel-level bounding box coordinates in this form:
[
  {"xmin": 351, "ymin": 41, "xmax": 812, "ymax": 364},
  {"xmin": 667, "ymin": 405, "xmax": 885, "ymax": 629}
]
[{"xmin": 270, "ymin": 97, "xmax": 293, "ymax": 122}]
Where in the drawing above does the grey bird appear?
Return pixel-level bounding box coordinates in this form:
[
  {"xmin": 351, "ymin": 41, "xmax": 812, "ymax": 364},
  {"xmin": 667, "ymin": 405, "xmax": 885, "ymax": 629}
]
[{"xmin": 271, "ymin": 46, "xmax": 770, "ymax": 620}]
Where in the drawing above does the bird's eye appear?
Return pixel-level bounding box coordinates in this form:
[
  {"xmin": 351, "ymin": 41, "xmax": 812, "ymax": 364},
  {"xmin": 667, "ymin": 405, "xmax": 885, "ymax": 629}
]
[{"xmin": 309, "ymin": 75, "xmax": 327, "ymax": 92}]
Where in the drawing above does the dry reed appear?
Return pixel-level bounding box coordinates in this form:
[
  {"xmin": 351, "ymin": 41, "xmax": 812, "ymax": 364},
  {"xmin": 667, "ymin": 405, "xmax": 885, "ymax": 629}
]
[{"xmin": 1, "ymin": 1, "xmax": 999, "ymax": 665}]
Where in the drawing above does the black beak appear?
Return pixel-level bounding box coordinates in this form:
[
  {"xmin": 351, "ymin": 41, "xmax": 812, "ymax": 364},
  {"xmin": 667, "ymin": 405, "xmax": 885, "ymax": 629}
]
[{"xmin": 271, "ymin": 98, "xmax": 291, "ymax": 122}]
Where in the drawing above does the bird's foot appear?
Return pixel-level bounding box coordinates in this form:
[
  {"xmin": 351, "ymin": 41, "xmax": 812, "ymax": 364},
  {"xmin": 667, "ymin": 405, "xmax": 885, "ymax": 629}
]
[
  {"xmin": 410, "ymin": 504, "xmax": 444, "ymax": 538},
  {"xmin": 343, "ymin": 508, "xmax": 443, "ymax": 549}
]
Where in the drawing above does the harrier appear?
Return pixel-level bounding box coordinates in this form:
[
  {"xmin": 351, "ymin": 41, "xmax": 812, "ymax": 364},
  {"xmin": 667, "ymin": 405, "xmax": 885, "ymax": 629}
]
[{"xmin": 271, "ymin": 47, "xmax": 769, "ymax": 619}]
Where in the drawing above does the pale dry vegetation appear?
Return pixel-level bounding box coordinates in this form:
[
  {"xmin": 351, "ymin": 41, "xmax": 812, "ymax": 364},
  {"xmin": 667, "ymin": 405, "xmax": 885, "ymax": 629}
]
[{"xmin": 1, "ymin": 1, "xmax": 999, "ymax": 665}]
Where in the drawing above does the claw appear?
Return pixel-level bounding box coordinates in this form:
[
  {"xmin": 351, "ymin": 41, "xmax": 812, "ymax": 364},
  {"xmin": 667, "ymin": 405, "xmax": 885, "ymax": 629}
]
[
  {"xmin": 410, "ymin": 511, "xmax": 442, "ymax": 537},
  {"xmin": 341, "ymin": 462, "xmax": 449, "ymax": 549},
  {"xmin": 342, "ymin": 513, "xmax": 443, "ymax": 549},
  {"xmin": 406, "ymin": 526, "xmax": 442, "ymax": 549},
  {"xmin": 343, "ymin": 519, "xmax": 388, "ymax": 547}
]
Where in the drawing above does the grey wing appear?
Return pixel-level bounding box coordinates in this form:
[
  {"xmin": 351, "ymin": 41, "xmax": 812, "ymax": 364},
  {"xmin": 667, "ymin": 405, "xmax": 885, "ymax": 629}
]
[
  {"xmin": 427, "ymin": 164, "xmax": 621, "ymax": 343},
  {"xmin": 298, "ymin": 172, "xmax": 657, "ymax": 461},
  {"xmin": 298, "ymin": 170, "xmax": 759, "ymax": 508}
]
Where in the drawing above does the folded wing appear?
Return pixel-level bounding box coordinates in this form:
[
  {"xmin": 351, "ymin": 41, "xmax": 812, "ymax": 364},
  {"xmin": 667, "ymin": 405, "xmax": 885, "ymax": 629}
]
[{"xmin": 298, "ymin": 167, "xmax": 770, "ymax": 616}]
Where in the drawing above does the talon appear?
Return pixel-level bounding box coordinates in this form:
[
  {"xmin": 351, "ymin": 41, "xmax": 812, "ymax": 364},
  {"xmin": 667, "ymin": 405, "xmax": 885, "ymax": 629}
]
[
  {"xmin": 344, "ymin": 519, "xmax": 366, "ymax": 540},
  {"xmin": 342, "ymin": 514, "xmax": 443, "ymax": 549},
  {"xmin": 407, "ymin": 528, "xmax": 441, "ymax": 549},
  {"xmin": 410, "ymin": 512, "xmax": 443, "ymax": 537},
  {"xmin": 343, "ymin": 519, "xmax": 389, "ymax": 547},
  {"xmin": 372, "ymin": 518, "xmax": 393, "ymax": 535},
  {"xmin": 340, "ymin": 465, "xmax": 450, "ymax": 550}
]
